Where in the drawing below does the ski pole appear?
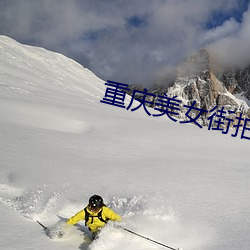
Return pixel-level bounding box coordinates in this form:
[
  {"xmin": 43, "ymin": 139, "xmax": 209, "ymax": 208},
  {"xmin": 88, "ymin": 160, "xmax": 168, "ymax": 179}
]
[
  {"xmin": 37, "ymin": 220, "xmax": 48, "ymax": 231},
  {"xmin": 122, "ymin": 227, "xmax": 180, "ymax": 250}
]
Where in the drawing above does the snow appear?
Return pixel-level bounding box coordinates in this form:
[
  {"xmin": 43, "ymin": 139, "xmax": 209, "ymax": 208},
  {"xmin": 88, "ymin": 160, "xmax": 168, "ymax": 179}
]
[
  {"xmin": 234, "ymin": 93, "xmax": 250, "ymax": 107},
  {"xmin": 223, "ymin": 91, "xmax": 249, "ymax": 112},
  {"xmin": 0, "ymin": 35, "xmax": 250, "ymax": 250}
]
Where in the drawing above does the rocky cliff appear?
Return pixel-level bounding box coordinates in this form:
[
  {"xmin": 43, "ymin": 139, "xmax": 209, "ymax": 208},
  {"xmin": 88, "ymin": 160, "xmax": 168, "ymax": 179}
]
[{"xmin": 217, "ymin": 66, "xmax": 250, "ymax": 100}]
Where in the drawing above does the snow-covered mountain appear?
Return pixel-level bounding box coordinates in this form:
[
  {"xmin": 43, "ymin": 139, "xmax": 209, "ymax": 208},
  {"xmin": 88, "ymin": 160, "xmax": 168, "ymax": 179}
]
[
  {"xmin": 128, "ymin": 49, "xmax": 250, "ymax": 127},
  {"xmin": 217, "ymin": 65, "xmax": 250, "ymax": 100},
  {"xmin": 0, "ymin": 36, "xmax": 250, "ymax": 250},
  {"xmin": 170, "ymin": 49, "xmax": 250, "ymax": 124}
]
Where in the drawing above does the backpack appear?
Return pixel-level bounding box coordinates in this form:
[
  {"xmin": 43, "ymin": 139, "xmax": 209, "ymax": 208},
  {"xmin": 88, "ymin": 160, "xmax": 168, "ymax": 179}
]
[{"xmin": 84, "ymin": 206, "xmax": 109, "ymax": 226}]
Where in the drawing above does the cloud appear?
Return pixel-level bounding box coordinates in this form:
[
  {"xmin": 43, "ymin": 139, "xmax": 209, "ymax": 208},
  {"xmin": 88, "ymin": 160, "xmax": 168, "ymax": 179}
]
[
  {"xmin": 209, "ymin": 4, "xmax": 250, "ymax": 69},
  {"xmin": 200, "ymin": 18, "xmax": 240, "ymax": 45},
  {"xmin": 0, "ymin": 0, "xmax": 249, "ymax": 86}
]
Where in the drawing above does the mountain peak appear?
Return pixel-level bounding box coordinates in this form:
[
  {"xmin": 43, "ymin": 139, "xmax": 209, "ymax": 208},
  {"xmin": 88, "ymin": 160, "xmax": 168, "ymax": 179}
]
[{"xmin": 177, "ymin": 49, "xmax": 211, "ymax": 78}]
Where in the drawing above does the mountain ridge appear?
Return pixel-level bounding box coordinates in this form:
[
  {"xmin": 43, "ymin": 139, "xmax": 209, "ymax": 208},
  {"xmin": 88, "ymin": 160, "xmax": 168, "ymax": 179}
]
[{"xmin": 127, "ymin": 48, "xmax": 250, "ymax": 127}]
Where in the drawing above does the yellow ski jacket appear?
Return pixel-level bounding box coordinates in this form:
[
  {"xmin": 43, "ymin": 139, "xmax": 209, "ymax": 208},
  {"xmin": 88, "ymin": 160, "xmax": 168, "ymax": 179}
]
[{"xmin": 67, "ymin": 206, "xmax": 121, "ymax": 233}]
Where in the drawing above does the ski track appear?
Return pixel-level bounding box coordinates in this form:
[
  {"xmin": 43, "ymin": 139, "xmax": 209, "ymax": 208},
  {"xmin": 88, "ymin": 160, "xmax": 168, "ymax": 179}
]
[{"xmin": 0, "ymin": 180, "xmax": 212, "ymax": 250}]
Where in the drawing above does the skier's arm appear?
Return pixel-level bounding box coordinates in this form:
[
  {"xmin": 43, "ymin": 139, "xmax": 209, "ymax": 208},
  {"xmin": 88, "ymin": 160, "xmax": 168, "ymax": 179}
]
[
  {"xmin": 67, "ymin": 209, "xmax": 85, "ymax": 225},
  {"xmin": 104, "ymin": 207, "xmax": 122, "ymax": 222}
]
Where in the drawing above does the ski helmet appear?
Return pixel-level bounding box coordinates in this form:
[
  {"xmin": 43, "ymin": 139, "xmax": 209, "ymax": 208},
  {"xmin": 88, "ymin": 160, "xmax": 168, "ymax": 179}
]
[{"xmin": 89, "ymin": 195, "xmax": 104, "ymax": 210}]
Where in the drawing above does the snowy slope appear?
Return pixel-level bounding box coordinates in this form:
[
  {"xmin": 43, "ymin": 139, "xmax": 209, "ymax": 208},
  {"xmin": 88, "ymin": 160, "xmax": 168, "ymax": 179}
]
[{"xmin": 0, "ymin": 36, "xmax": 250, "ymax": 250}]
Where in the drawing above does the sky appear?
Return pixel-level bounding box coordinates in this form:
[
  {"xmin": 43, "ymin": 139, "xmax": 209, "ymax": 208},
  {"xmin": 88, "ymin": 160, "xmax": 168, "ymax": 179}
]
[{"xmin": 0, "ymin": 0, "xmax": 249, "ymax": 87}]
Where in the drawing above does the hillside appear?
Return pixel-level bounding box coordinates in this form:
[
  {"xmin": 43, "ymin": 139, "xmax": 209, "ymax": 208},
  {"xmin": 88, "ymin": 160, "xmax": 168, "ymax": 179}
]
[{"xmin": 0, "ymin": 36, "xmax": 249, "ymax": 250}]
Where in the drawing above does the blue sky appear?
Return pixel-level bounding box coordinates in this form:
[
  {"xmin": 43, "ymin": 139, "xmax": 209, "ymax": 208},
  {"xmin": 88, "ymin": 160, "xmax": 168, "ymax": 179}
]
[
  {"xmin": 206, "ymin": 0, "xmax": 249, "ymax": 28},
  {"xmin": 0, "ymin": 0, "xmax": 249, "ymax": 86}
]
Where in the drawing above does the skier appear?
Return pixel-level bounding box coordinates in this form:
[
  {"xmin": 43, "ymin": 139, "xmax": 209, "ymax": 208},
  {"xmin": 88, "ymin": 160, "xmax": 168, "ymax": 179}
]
[{"xmin": 66, "ymin": 194, "xmax": 121, "ymax": 239}]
